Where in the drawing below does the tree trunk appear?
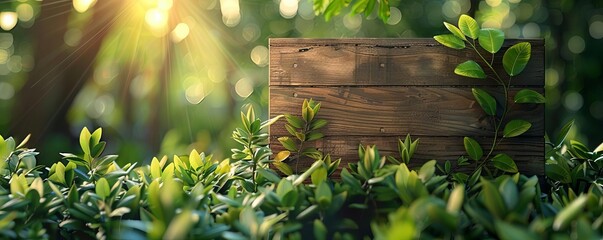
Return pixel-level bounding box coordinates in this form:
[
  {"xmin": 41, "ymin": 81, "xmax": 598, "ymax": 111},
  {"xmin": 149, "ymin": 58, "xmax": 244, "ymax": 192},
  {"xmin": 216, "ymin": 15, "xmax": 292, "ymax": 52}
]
[{"xmin": 10, "ymin": 1, "xmax": 124, "ymax": 156}]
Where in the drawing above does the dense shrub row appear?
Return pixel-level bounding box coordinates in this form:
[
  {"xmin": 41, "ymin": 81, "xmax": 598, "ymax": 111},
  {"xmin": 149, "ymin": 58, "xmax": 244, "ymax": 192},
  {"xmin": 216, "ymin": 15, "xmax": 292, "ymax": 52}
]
[{"xmin": 0, "ymin": 104, "xmax": 602, "ymax": 239}]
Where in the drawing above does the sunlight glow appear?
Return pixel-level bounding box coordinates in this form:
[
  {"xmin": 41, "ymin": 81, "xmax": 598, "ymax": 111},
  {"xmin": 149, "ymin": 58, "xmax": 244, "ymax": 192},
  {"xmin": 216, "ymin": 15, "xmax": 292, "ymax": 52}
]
[
  {"xmin": 73, "ymin": 0, "xmax": 97, "ymax": 13},
  {"xmin": 279, "ymin": 0, "xmax": 298, "ymax": 19},
  {"xmin": 157, "ymin": 0, "xmax": 174, "ymax": 10},
  {"xmin": 220, "ymin": 0, "xmax": 241, "ymax": 27},
  {"xmin": 235, "ymin": 78, "xmax": 253, "ymax": 98},
  {"xmin": 186, "ymin": 83, "xmax": 206, "ymax": 104},
  {"xmin": 145, "ymin": 8, "xmax": 169, "ymax": 36},
  {"xmin": 16, "ymin": 4, "xmax": 34, "ymax": 22},
  {"xmin": 0, "ymin": 12, "xmax": 18, "ymax": 31},
  {"xmin": 171, "ymin": 23, "xmax": 190, "ymax": 43}
]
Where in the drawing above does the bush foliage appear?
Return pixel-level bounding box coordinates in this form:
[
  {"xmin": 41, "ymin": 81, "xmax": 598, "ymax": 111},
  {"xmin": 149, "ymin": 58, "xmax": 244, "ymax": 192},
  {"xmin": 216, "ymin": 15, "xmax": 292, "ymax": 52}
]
[{"xmin": 1, "ymin": 103, "xmax": 602, "ymax": 239}]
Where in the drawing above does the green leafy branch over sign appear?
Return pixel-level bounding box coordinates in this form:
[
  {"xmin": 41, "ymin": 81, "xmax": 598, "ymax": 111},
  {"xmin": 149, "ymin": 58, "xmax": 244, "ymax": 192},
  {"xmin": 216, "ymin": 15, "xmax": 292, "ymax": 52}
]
[{"xmin": 434, "ymin": 14, "xmax": 544, "ymax": 177}]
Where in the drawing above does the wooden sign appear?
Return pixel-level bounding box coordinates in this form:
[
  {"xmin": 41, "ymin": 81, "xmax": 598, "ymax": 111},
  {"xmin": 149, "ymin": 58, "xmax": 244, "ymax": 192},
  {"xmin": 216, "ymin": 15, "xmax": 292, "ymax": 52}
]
[{"xmin": 269, "ymin": 38, "xmax": 544, "ymax": 176}]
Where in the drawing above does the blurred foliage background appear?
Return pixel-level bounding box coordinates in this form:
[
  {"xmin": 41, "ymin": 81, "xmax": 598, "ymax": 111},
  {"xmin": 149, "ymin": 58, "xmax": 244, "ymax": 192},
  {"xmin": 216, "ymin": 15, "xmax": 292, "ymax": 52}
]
[{"xmin": 0, "ymin": 0, "xmax": 601, "ymax": 165}]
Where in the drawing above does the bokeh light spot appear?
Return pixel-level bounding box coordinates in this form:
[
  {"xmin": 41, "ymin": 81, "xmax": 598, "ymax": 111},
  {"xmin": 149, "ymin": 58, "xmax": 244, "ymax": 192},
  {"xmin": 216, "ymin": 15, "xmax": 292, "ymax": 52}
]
[
  {"xmin": 343, "ymin": 14, "xmax": 362, "ymax": 30},
  {"xmin": 568, "ymin": 36, "xmax": 585, "ymax": 54},
  {"xmin": 387, "ymin": 7, "xmax": 402, "ymax": 25},
  {"xmin": 73, "ymin": 0, "xmax": 97, "ymax": 13},
  {"xmin": 242, "ymin": 24, "xmax": 260, "ymax": 42},
  {"xmin": 522, "ymin": 22, "xmax": 540, "ymax": 38},
  {"xmin": 185, "ymin": 84, "xmax": 205, "ymax": 104},
  {"xmin": 220, "ymin": 0, "xmax": 241, "ymax": 27},
  {"xmin": 279, "ymin": 0, "xmax": 298, "ymax": 19},
  {"xmin": 16, "ymin": 4, "xmax": 34, "ymax": 22},
  {"xmin": 157, "ymin": 0, "xmax": 173, "ymax": 10},
  {"xmin": 0, "ymin": 49, "xmax": 8, "ymax": 64},
  {"xmin": 0, "ymin": 82, "xmax": 15, "ymax": 100},
  {"xmin": 590, "ymin": 101, "xmax": 603, "ymax": 120},
  {"xmin": 235, "ymin": 78, "xmax": 253, "ymax": 98},
  {"xmin": 486, "ymin": 0, "xmax": 502, "ymax": 7},
  {"xmin": 545, "ymin": 68, "xmax": 559, "ymax": 87},
  {"xmin": 64, "ymin": 28, "xmax": 83, "ymax": 47},
  {"xmin": 0, "ymin": 12, "xmax": 18, "ymax": 31},
  {"xmin": 250, "ymin": 45, "xmax": 268, "ymax": 67},
  {"xmin": 0, "ymin": 33, "xmax": 13, "ymax": 49},
  {"xmin": 563, "ymin": 91, "xmax": 583, "ymax": 111},
  {"xmin": 171, "ymin": 23, "xmax": 190, "ymax": 43},
  {"xmin": 589, "ymin": 21, "xmax": 603, "ymax": 39},
  {"xmin": 442, "ymin": 0, "xmax": 462, "ymax": 19}
]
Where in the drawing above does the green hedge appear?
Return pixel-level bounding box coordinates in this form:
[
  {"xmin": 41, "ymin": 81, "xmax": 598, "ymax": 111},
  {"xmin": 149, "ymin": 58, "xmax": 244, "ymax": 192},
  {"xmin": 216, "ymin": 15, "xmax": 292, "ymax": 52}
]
[{"xmin": 0, "ymin": 105, "xmax": 602, "ymax": 239}]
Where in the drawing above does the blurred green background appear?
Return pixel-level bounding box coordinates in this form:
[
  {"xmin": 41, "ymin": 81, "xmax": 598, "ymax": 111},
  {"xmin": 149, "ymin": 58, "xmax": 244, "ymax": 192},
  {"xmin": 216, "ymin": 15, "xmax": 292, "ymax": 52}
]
[{"xmin": 0, "ymin": 0, "xmax": 601, "ymax": 165}]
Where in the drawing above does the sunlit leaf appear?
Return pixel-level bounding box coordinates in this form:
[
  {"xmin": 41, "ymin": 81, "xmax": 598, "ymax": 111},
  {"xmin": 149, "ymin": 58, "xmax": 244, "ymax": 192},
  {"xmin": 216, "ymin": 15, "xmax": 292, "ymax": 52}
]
[
  {"xmin": 455, "ymin": 60, "xmax": 486, "ymax": 79},
  {"xmin": 556, "ymin": 119, "xmax": 574, "ymax": 148},
  {"xmin": 434, "ymin": 34, "xmax": 465, "ymax": 49},
  {"xmin": 503, "ymin": 42, "xmax": 531, "ymax": 76},
  {"xmin": 594, "ymin": 142, "xmax": 603, "ymax": 153},
  {"xmin": 458, "ymin": 14, "xmax": 480, "ymax": 39},
  {"xmin": 472, "ymin": 88, "xmax": 497, "ymax": 116},
  {"xmin": 444, "ymin": 22, "xmax": 466, "ymax": 40},
  {"xmin": 478, "ymin": 28, "xmax": 505, "ymax": 53},
  {"xmin": 492, "ymin": 154, "xmax": 518, "ymax": 173},
  {"xmin": 274, "ymin": 151, "xmax": 290, "ymax": 162},
  {"xmin": 273, "ymin": 162, "xmax": 293, "ymax": 175},
  {"xmin": 553, "ymin": 195, "xmax": 588, "ymax": 230},
  {"xmin": 514, "ymin": 89, "xmax": 545, "ymax": 103},
  {"xmin": 79, "ymin": 127, "xmax": 91, "ymax": 155},
  {"xmin": 464, "ymin": 137, "xmax": 483, "ymax": 161},
  {"xmin": 96, "ymin": 178, "xmax": 110, "ymax": 199},
  {"xmin": 447, "ymin": 185, "xmax": 464, "ymax": 214},
  {"xmin": 503, "ymin": 120, "xmax": 532, "ymax": 138},
  {"xmin": 189, "ymin": 149, "xmax": 202, "ymax": 170}
]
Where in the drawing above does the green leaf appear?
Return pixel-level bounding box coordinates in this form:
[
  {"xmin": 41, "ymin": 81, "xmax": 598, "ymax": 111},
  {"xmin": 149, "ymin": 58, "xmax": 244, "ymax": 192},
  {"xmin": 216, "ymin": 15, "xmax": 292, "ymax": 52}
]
[
  {"xmin": 377, "ymin": 0, "xmax": 390, "ymax": 22},
  {"xmin": 434, "ymin": 34, "xmax": 465, "ymax": 49},
  {"xmin": 285, "ymin": 114, "xmax": 304, "ymax": 129},
  {"xmin": 306, "ymin": 132, "xmax": 324, "ymax": 141},
  {"xmin": 503, "ymin": 42, "xmax": 531, "ymax": 76},
  {"xmin": 464, "ymin": 137, "xmax": 483, "ymax": 161},
  {"xmin": 189, "ymin": 149, "xmax": 202, "ymax": 170},
  {"xmin": 150, "ymin": 157, "xmax": 161, "ymax": 179},
  {"xmin": 310, "ymin": 119, "xmax": 328, "ymax": 130},
  {"xmin": 478, "ymin": 28, "xmax": 505, "ymax": 53},
  {"xmin": 274, "ymin": 151, "xmax": 290, "ymax": 162},
  {"xmin": 481, "ymin": 178, "xmax": 507, "ymax": 217},
  {"xmin": 556, "ymin": 119, "xmax": 574, "ymax": 148},
  {"xmin": 418, "ymin": 160, "xmax": 436, "ymax": 182},
  {"xmin": 315, "ymin": 182, "xmax": 332, "ymax": 208},
  {"xmin": 458, "ymin": 14, "xmax": 480, "ymax": 39},
  {"xmin": 594, "ymin": 142, "xmax": 603, "ymax": 153},
  {"xmin": 311, "ymin": 166, "xmax": 327, "ymax": 185},
  {"xmin": 498, "ymin": 177, "xmax": 518, "ymax": 209},
  {"xmin": 514, "ymin": 89, "xmax": 545, "ymax": 103},
  {"xmin": 455, "ymin": 60, "xmax": 486, "ymax": 79},
  {"xmin": 10, "ymin": 174, "xmax": 27, "ymax": 196},
  {"xmin": 503, "ymin": 119, "xmax": 532, "ymax": 138},
  {"xmin": 273, "ymin": 162, "xmax": 293, "ymax": 175},
  {"xmin": 447, "ymin": 185, "xmax": 465, "ymax": 214},
  {"xmin": 96, "ymin": 178, "xmax": 110, "ymax": 199},
  {"xmin": 90, "ymin": 128, "xmax": 102, "ymax": 148},
  {"xmin": 278, "ymin": 137, "xmax": 298, "ymax": 152},
  {"xmin": 351, "ymin": 0, "xmax": 370, "ymax": 14},
  {"xmin": 257, "ymin": 168, "xmax": 281, "ymax": 183},
  {"xmin": 472, "ymin": 88, "xmax": 497, "ymax": 116},
  {"xmin": 79, "ymin": 127, "xmax": 91, "ymax": 155},
  {"xmin": 444, "ymin": 22, "xmax": 466, "ymax": 40},
  {"xmin": 492, "ymin": 154, "xmax": 518, "ymax": 173},
  {"xmin": 553, "ymin": 195, "xmax": 588, "ymax": 230},
  {"xmin": 495, "ymin": 221, "xmax": 539, "ymax": 240},
  {"xmin": 545, "ymin": 164, "xmax": 571, "ymax": 184},
  {"xmin": 313, "ymin": 220, "xmax": 327, "ymax": 240}
]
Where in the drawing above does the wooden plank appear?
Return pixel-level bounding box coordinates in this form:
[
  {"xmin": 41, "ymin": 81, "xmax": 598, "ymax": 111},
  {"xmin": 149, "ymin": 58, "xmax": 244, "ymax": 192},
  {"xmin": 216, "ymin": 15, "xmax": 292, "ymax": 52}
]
[
  {"xmin": 269, "ymin": 136, "xmax": 544, "ymax": 177},
  {"xmin": 270, "ymin": 86, "xmax": 544, "ymax": 137},
  {"xmin": 270, "ymin": 39, "xmax": 544, "ymax": 87}
]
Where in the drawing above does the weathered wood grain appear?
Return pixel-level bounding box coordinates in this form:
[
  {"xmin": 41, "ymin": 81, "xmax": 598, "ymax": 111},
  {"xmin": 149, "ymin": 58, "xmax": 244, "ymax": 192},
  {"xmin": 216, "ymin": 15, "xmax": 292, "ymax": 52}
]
[
  {"xmin": 268, "ymin": 38, "xmax": 545, "ymax": 177},
  {"xmin": 270, "ymin": 39, "xmax": 544, "ymax": 87},
  {"xmin": 270, "ymin": 136, "xmax": 544, "ymax": 176},
  {"xmin": 270, "ymin": 86, "xmax": 544, "ymax": 137}
]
